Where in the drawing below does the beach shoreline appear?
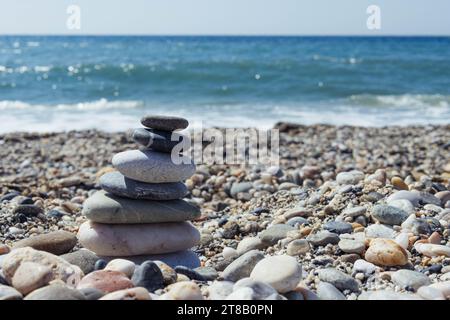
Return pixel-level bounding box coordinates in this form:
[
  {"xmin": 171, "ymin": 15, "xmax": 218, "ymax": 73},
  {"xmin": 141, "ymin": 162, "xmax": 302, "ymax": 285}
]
[{"xmin": 1, "ymin": 123, "xmax": 449, "ymax": 299}]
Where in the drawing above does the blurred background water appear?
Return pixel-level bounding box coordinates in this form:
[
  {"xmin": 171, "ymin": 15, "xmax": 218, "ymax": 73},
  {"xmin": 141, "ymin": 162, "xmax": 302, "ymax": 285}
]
[{"xmin": 0, "ymin": 36, "xmax": 449, "ymax": 132}]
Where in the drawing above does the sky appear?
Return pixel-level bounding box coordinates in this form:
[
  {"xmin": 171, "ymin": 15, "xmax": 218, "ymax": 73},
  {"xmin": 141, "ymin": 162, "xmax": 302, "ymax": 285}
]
[{"xmin": 0, "ymin": 0, "xmax": 449, "ymax": 36}]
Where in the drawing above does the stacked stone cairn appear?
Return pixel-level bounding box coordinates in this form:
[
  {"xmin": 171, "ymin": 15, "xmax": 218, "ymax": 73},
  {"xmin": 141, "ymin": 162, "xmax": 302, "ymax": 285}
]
[{"xmin": 78, "ymin": 115, "xmax": 201, "ymax": 268}]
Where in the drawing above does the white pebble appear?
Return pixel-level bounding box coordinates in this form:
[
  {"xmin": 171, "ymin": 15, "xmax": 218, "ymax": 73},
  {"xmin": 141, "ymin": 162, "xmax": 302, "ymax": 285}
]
[{"xmin": 222, "ymin": 247, "xmax": 238, "ymax": 260}]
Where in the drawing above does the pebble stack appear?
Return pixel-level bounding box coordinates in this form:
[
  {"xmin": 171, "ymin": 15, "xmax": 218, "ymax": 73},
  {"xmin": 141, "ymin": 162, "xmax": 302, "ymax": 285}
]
[{"xmin": 77, "ymin": 115, "xmax": 201, "ymax": 268}]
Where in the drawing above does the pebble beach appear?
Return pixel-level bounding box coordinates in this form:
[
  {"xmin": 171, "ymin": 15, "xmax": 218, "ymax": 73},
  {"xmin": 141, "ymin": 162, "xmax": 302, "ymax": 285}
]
[{"xmin": 1, "ymin": 123, "xmax": 450, "ymax": 300}]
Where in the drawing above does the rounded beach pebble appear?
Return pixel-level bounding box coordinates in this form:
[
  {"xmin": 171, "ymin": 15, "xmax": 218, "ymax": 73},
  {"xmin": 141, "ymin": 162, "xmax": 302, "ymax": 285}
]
[
  {"xmin": 250, "ymin": 255, "xmax": 302, "ymax": 293},
  {"xmin": 141, "ymin": 115, "xmax": 189, "ymax": 131},
  {"xmin": 77, "ymin": 221, "xmax": 200, "ymax": 256},
  {"xmin": 112, "ymin": 149, "xmax": 195, "ymax": 183}
]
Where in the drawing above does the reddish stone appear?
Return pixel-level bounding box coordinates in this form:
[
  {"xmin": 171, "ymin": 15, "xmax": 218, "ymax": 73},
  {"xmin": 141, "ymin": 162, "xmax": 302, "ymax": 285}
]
[{"xmin": 77, "ymin": 270, "xmax": 134, "ymax": 293}]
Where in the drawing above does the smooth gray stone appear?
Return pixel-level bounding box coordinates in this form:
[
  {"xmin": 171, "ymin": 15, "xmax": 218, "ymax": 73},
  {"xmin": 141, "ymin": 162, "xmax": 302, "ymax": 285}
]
[
  {"xmin": 259, "ymin": 224, "xmax": 295, "ymax": 245},
  {"xmin": 0, "ymin": 285, "xmax": 23, "ymax": 300},
  {"xmin": 141, "ymin": 115, "xmax": 189, "ymax": 131},
  {"xmin": 60, "ymin": 249, "xmax": 99, "ymax": 274},
  {"xmin": 131, "ymin": 128, "xmax": 188, "ymax": 153},
  {"xmin": 371, "ymin": 205, "xmax": 409, "ymax": 225},
  {"xmin": 82, "ymin": 190, "xmax": 200, "ymax": 224},
  {"xmin": 112, "ymin": 149, "xmax": 195, "ymax": 183},
  {"xmin": 365, "ymin": 224, "xmax": 395, "ymax": 239},
  {"xmin": 307, "ymin": 230, "xmax": 340, "ymax": 246},
  {"xmin": 98, "ymin": 250, "xmax": 201, "ymax": 269},
  {"xmin": 99, "ymin": 171, "xmax": 188, "ymax": 200},
  {"xmin": 387, "ymin": 191, "xmax": 421, "ymax": 207},
  {"xmin": 317, "ymin": 282, "xmax": 346, "ymax": 300},
  {"xmin": 391, "ymin": 270, "xmax": 431, "ymax": 291},
  {"xmin": 323, "ymin": 221, "xmax": 353, "ymax": 234},
  {"xmin": 79, "ymin": 287, "xmax": 105, "ymax": 300},
  {"xmin": 318, "ymin": 268, "xmax": 359, "ymax": 293},
  {"xmin": 194, "ymin": 267, "xmax": 218, "ymax": 281},
  {"xmin": 221, "ymin": 250, "xmax": 265, "ymax": 282},
  {"xmin": 131, "ymin": 261, "xmax": 165, "ymax": 292},
  {"xmin": 233, "ymin": 278, "xmax": 278, "ymax": 299},
  {"xmin": 230, "ymin": 182, "xmax": 253, "ymax": 198},
  {"xmin": 25, "ymin": 284, "xmax": 86, "ymax": 300},
  {"xmin": 286, "ymin": 216, "xmax": 308, "ymax": 227}
]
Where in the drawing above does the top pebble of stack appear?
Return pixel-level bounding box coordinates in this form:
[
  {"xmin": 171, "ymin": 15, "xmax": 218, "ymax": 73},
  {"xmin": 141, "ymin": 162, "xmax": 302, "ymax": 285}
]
[{"xmin": 141, "ymin": 115, "xmax": 189, "ymax": 132}]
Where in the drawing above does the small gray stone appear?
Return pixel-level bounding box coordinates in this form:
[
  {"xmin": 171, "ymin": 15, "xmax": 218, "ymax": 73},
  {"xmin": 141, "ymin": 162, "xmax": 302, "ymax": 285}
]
[
  {"xmin": 389, "ymin": 199, "xmax": 415, "ymax": 215},
  {"xmin": 338, "ymin": 239, "xmax": 366, "ymax": 255},
  {"xmin": 0, "ymin": 284, "xmax": 23, "ymax": 300},
  {"xmin": 286, "ymin": 217, "xmax": 308, "ymax": 227},
  {"xmin": 387, "ymin": 191, "xmax": 421, "ymax": 207},
  {"xmin": 283, "ymin": 291, "xmax": 304, "ymax": 300},
  {"xmin": 194, "ymin": 267, "xmax": 218, "ymax": 281},
  {"xmin": 418, "ymin": 192, "xmax": 442, "ymax": 206},
  {"xmin": 60, "ymin": 249, "xmax": 99, "ymax": 274},
  {"xmin": 233, "ymin": 278, "xmax": 277, "ymax": 299},
  {"xmin": 417, "ymin": 286, "xmax": 446, "ymax": 300},
  {"xmin": 79, "ymin": 287, "xmax": 105, "ymax": 300},
  {"xmin": 221, "ymin": 250, "xmax": 265, "ymax": 282},
  {"xmin": 12, "ymin": 205, "xmax": 43, "ymax": 217},
  {"xmin": 236, "ymin": 237, "xmax": 266, "ymax": 255},
  {"xmin": 174, "ymin": 266, "xmax": 206, "ymax": 281},
  {"xmin": 318, "ymin": 268, "xmax": 359, "ymax": 292},
  {"xmin": 0, "ymin": 192, "xmax": 20, "ymax": 202},
  {"xmin": 286, "ymin": 239, "xmax": 310, "ymax": 256},
  {"xmin": 391, "ymin": 270, "xmax": 431, "ymax": 291},
  {"xmin": 336, "ymin": 171, "xmax": 364, "ymax": 185},
  {"xmin": 343, "ymin": 206, "xmax": 366, "ymax": 217},
  {"xmin": 307, "ymin": 230, "xmax": 340, "ymax": 246},
  {"xmin": 25, "ymin": 284, "xmax": 86, "ymax": 300},
  {"xmin": 230, "ymin": 182, "xmax": 253, "ymax": 198},
  {"xmin": 207, "ymin": 281, "xmax": 234, "ymax": 300},
  {"xmin": 141, "ymin": 115, "xmax": 189, "ymax": 131},
  {"xmin": 98, "ymin": 250, "xmax": 201, "ymax": 269},
  {"xmin": 100, "ymin": 172, "xmax": 188, "ymax": 200},
  {"xmin": 260, "ymin": 224, "xmax": 295, "ymax": 245},
  {"xmin": 371, "ymin": 205, "xmax": 409, "ymax": 225},
  {"xmin": 323, "ymin": 221, "xmax": 353, "ymax": 234},
  {"xmin": 366, "ymin": 290, "xmax": 422, "ymax": 300},
  {"xmin": 365, "ymin": 224, "xmax": 395, "ymax": 239},
  {"xmin": 131, "ymin": 261, "xmax": 165, "ymax": 292},
  {"xmin": 317, "ymin": 282, "xmax": 346, "ymax": 300},
  {"xmin": 226, "ymin": 287, "xmax": 254, "ymax": 300}
]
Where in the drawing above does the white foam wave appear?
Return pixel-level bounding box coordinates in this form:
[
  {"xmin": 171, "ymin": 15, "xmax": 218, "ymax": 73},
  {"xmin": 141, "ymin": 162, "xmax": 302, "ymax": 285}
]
[
  {"xmin": 0, "ymin": 99, "xmax": 143, "ymax": 111},
  {"xmin": 0, "ymin": 95, "xmax": 448, "ymax": 133},
  {"xmin": 349, "ymin": 94, "xmax": 450, "ymax": 108}
]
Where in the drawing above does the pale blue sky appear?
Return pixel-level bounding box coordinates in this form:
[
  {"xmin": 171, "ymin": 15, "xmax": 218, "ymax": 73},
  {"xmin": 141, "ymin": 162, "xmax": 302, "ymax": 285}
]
[{"xmin": 1, "ymin": 0, "xmax": 449, "ymax": 35}]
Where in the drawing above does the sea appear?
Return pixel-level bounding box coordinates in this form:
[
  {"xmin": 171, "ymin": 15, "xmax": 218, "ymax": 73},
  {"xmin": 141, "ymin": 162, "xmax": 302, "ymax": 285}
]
[{"xmin": 0, "ymin": 36, "xmax": 449, "ymax": 132}]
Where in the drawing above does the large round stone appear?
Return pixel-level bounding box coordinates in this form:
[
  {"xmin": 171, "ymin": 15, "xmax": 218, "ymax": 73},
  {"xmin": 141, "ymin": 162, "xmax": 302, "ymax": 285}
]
[
  {"xmin": 99, "ymin": 172, "xmax": 188, "ymax": 200},
  {"xmin": 1, "ymin": 247, "xmax": 84, "ymax": 287},
  {"xmin": 250, "ymin": 255, "xmax": 302, "ymax": 293},
  {"xmin": 78, "ymin": 221, "xmax": 200, "ymax": 256},
  {"xmin": 82, "ymin": 190, "xmax": 200, "ymax": 224},
  {"xmin": 141, "ymin": 115, "xmax": 189, "ymax": 131},
  {"xmin": 112, "ymin": 149, "xmax": 195, "ymax": 183}
]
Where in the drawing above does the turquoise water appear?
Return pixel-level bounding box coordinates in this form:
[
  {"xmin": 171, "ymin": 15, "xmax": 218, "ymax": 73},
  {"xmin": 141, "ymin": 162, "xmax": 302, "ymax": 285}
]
[{"xmin": 0, "ymin": 36, "xmax": 449, "ymax": 131}]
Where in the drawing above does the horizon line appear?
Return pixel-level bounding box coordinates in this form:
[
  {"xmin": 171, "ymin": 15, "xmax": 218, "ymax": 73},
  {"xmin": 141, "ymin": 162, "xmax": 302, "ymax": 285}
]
[{"xmin": 1, "ymin": 34, "xmax": 450, "ymax": 38}]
